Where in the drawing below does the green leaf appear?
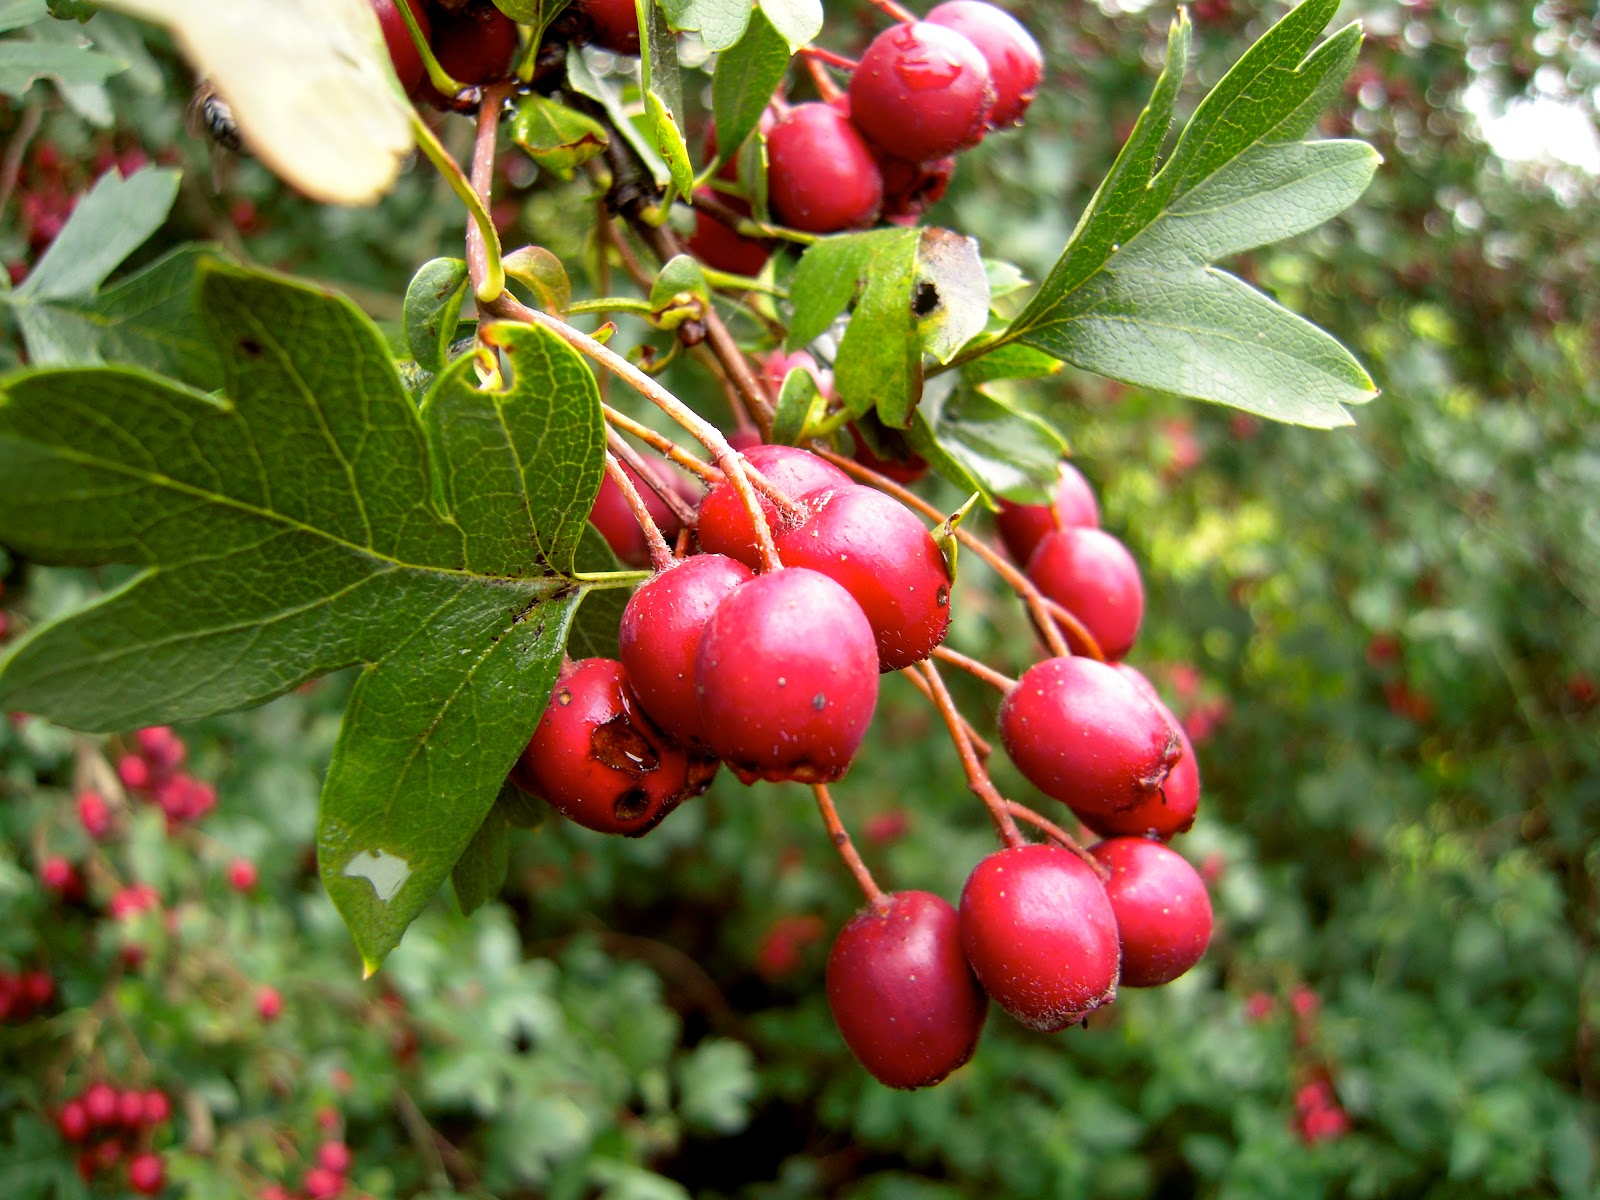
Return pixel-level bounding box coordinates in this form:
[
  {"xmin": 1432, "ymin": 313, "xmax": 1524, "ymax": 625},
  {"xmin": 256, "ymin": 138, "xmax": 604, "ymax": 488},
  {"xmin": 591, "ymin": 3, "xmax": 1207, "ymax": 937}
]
[
  {"xmin": 508, "ymin": 92, "xmax": 609, "ymax": 181},
  {"xmin": 710, "ymin": 9, "xmax": 789, "ymax": 170},
  {"xmin": 0, "ymin": 1, "xmax": 47, "ymax": 34},
  {"xmin": 492, "ymin": 0, "xmax": 570, "ymax": 34},
  {"xmin": 960, "ymin": 342, "xmax": 1060, "ymax": 387},
  {"xmin": 1000, "ymin": 0, "xmax": 1379, "ymax": 427},
  {"xmin": 0, "ymin": 263, "xmax": 610, "ymax": 970},
  {"xmin": 909, "ymin": 378, "xmax": 1068, "ymax": 503},
  {"xmin": 0, "ymin": 39, "xmax": 125, "ymax": 96},
  {"xmin": 14, "ymin": 167, "xmax": 179, "ymax": 301},
  {"xmin": 503, "ymin": 245, "xmax": 572, "ymax": 316},
  {"xmin": 675, "ymin": 1038, "xmax": 757, "ymax": 1133},
  {"xmin": 644, "ymin": 91, "xmax": 693, "ymax": 200},
  {"xmin": 566, "ymin": 524, "xmax": 627, "ymax": 662},
  {"xmin": 403, "ymin": 258, "xmax": 470, "ymax": 374},
  {"xmin": 648, "ymin": 254, "xmax": 709, "ymax": 331},
  {"xmin": 3, "ymin": 244, "xmax": 223, "ymax": 387},
  {"xmin": 639, "ymin": 0, "xmax": 692, "ymax": 197},
  {"xmin": 452, "ymin": 790, "xmax": 511, "ymax": 916},
  {"xmin": 661, "ymin": 0, "xmax": 748, "ymax": 51},
  {"xmin": 770, "ymin": 362, "xmax": 827, "ymax": 445},
  {"xmin": 790, "ymin": 227, "xmax": 986, "ymax": 429},
  {"xmin": 757, "ymin": 0, "xmax": 820, "ymax": 51}
]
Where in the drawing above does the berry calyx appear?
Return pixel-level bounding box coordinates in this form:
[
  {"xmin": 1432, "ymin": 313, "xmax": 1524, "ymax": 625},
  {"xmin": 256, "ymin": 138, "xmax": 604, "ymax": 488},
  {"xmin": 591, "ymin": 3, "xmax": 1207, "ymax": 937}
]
[
  {"xmin": 766, "ymin": 104, "xmax": 884, "ymax": 233},
  {"xmin": 1025, "ymin": 526, "xmax": 1145, "ymax": 661},
  {"xmin": 515, "ymin": 658, "xmax": 695, "ymax": 836},
  {"xmin": 848, "ymin": 22, "xmax": 996, "ymax": 163},
  {"xmin": 695, "ymin": 444, "xmax": 851, "ymax": 567},
  {"xmin": 774, "ymin": 483, "xmax": 952, "ymax": 671},
  {"xmin": 925, "ymin": 1, "xmax": 1043, "ymax": 128},
  {"xmin": 998, "ymin": 656, "xmax": 1181, "ymax": 822},
  {"xmin": 959, "ymin": 843, "xmax": 1120, "ymax": 1030},
  {"xmin": 826, "ymin": 891, "xmax": 987, "ymax": 1089},
  {"xmin": 619, "ymin": 553, "xmax": 755, "ymax": 747},
  {"xmin": 1086, "ymin": 664, "xmax": 1200, "ymax": 839},
  {"xmin": 694, "ymin": 568, "xmax": 879, "ymax": 784},
  {"xmin": 1090, "ymin": 838, "xmax": 1213, "ymax": 987}
]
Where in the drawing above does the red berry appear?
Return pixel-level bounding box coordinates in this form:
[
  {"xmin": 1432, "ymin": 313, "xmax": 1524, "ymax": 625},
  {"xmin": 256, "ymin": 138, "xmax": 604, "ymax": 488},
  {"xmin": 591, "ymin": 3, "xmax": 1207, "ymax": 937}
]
[
  {"xmin": 515, "ymin": 658, "xmax": 696, "ymax": 836},
  {"xmin": 227, "ymin": 857, "xmax": 259, "ymax": 892},
  {"xmin": 110, "ymin": 882, "xmax": 159, "ymax": 920},
  {"xmin": 372, "ymin": 0, "xmax": 432, "ymax": 92},
  {"xmin": 23, "ymin": 969, "xmax": 54, "ymax": 1007},
  {"xmin": 686, "ymin": 193, "xmax": 771, "ymax": 277},
  {"xmin": 848, "ymin": 22, "xmax": 995, "ymax": 163},
  {"xmin": 994, "ymin": 460, "xmax": 1099, "ymax": 566},
  {"xmin": 576, "ymin": 0, "xmax": 640, "ymax": 55},
  {"xmin": 1085, "ymin": 665, "xmax": 1200, "ymax": 840},
  {"xmin": 755, "ymin": 913, "xmax": 826, "ymax": 979},
  {"xmin": 142, "ymin": 1089, "xmax": 172, "ymax": 1126},
  {"xmin": 117, "ymin": 753, "xmax": 152, "ymax": 791},
  {"xmin": 57, "ymin": 1099, "xmax": 91, "ymax": 1142},
  {"xmin": 1244, "ymin": 991, "xmax": 1274, "ymax": 1022},
  {"xmin": 430, "ymin": 2, "xmax": 520, "ymax": 86},
  {"xmin": 83, "ymin": 1082, "xmax": 119, "ymax": 1126},
  {"xmin": 826, "ymin": 891, "xmax": 986, "ymax": 1089},
  {"xmin": 1026, "ymin": 526, "xmax": 1145, "ymax": 661},
  {"xmin": 1089, "ymin": 838, "xmax": 1212, "ymax": 987},
  {"xmin": 959, "ymin": 843, "xmax": 1120, "ymax": 1030},
  {"xmin": 304, "ymin": 1165, "xmax": 345, "ymax": 1199},
  {"xmin": 875, "ymin": 154, "xmax": 956, "ymax": 224},
  {"xmin": 317, "ymin": 1141, "xmax": 353, "ymax": 1174},
  {"xmin": 256, "ymin": 984, "xmax": 283, "ymax": 1021},
  {"xmin": 135, "ymin": 725, "xmax": 186, "ymax": 771},
  {"xmin": 695, "ymin": 444, "xmax": 851, "ymax": 567},
  {"xmin": 766, "ymin": 104, "xmax": 883, "ymax": 233},
  {"xmin": 924, "ymin": 1, "xmax": 1042, "ymax": 128},
  {"xmin": 77, "ymin": 790, "xmax": 113, "ymax": 839},
  {"xmin": 761, "ymin": 349, "xmax": 832, "ymax": 401},
  {"xmin": 694, "ymin": 569, "xmax": 879, "ymax": 785},
  {"xmin": 40, "ymin": 855, "xmax": 81, "ymax": 898},
  {"xmin": 774, "ymin": 483, "xmax": 952, "ymax": 671},
  {"xmin": 999, "ymin": 656, "xmax": 1181, "ymax": 823},
  {"xmin": 619, "ymin": 554, "xmax": 755, "ymax": 748},
  {"xmin": 117, "ymin": 1088, "xmax": 147, "ymax": 1128},
  {"xmin": 128, "ymin": 1152, "xmax": 166, "ymax": 1195}
]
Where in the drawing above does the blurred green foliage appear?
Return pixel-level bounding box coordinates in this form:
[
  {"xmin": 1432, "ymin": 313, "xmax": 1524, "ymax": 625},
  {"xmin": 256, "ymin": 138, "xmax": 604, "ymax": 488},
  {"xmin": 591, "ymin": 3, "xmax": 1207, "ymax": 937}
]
[{"xmin": 1, "ymin": 0, "xmax": 1597, "ymax": 1196}]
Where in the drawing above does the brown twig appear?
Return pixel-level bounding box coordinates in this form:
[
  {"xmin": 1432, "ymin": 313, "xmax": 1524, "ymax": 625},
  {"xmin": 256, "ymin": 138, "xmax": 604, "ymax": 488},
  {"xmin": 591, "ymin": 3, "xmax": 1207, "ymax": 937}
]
[
  {"xmin": 1003, "ymin": 800, "xmax": 1108, "ymax": 879},
  {"xmin": 917, "ymin": 660, "xmax": 1023, "ymax": 847},
  {"xmin": 603, "ymin": 405, "xmax": 722, "ymax": 483},
  {"xmin": 898, "ymin": 665, "xmax": 992, "ymax": 758},
  {"xmin": 0, "ymin": 102, "xmax": 42, "ymax": 225},
  {"xmin": 812, "ymin": 783, "xmax": 887, "ymax": 908},
  {"xmin": 603, "ymin": 450, "xmax": 675, "ymax": 570},
  {"xmin": 932, "ymin": 645, "xmax": 1016, "ymax": 693}
]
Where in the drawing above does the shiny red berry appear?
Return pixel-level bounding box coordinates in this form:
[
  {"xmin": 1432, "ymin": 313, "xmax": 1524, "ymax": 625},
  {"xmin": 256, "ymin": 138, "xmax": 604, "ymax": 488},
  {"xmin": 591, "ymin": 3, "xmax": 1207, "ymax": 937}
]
[
  {"xmin": 775, "ymin": 484, "xmax": 952, "ymax": 671},
  {"xmin": 848, "ymin": 22, "xmax": 995, "ymax": 162},
  {"xmin": 695, "ymin": 569, "xmax": 879, "ymax": 784},
  {"xmin": 687, "ymin": 193, "xmax": 771, "ymax": 276},
  {"xmin": 925, "ymin": 1, "xmax": 1042, "ymax": 128},
  {"xmin": 430, "ymin": 2, "xmax": 520, "ymax": 86},
  {"xmin": 1026, "ymin": 526, "xmax": 1144, "ymax": 661},
  {"xmin": 959, "ymin": 843, "xmax": 1120, "ymax": 1030},
  {"xmin": 1090, "ymin": 838, "xmax": 1213, "ymax": 987},
  {"xmin": 128, "ymin": 1152, "xmax": 166, "ymax": 1196},
  {"xmin": 695, "ymin": 444, "xmax": 851, "ymax": 567},
  {"xmin": 516, "ymin": 658, "xmax": 695, "ymax": 836},
  {"xmin": 767, "ymin": 104, "xmax": 883, "ymax": 233},
  {"xmin": 826, "ymin": 891, "xmax": 986, "ymax": 1089},
  {"xmin": 998, "ymin": 656, "xmax": 1181, "ymax": 822},
  {"xmin": 83, "ymin": 1082, "xmax": 118, "ymax": 1126},
  {"xmin": 994, "ymin": 460, "xmax": 1099, "ymax": 567},
  {"xmin": 619, "ymin": 554, "xmax": 755, "ymax": 748},
  {"xmin": 57, "ymin": 1099, "xmax": 90, "ymax": 1142},
  {"xmin": 1087, "ymin": 665, "xmax": 1200, "ymax": 840}
]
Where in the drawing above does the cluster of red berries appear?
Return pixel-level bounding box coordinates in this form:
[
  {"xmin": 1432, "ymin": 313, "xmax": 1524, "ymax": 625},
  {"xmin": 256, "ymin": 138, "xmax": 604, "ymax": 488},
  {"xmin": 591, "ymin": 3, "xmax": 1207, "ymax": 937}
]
[
  {"xmin": 56, "ymin": 1083, "xmax": 171, "ymax": 1194},
  {"xmin": 117, "ymin": 725, "xmax": 218, "ymax": 828},
  {"xmin": 518, "ymin": 442, "xmax": 950, "ymax": 832},
  {"xmin": 1294, "ymin": 1076, "xmax": 1351, "ymax": 1144},
  {"xmin": 259, "ymin": 1140, "xmax": 357, "ymax": 1200},
  {"xmin": 0, "ymin": 964, "xmax": 55, "ymax": 1022}
]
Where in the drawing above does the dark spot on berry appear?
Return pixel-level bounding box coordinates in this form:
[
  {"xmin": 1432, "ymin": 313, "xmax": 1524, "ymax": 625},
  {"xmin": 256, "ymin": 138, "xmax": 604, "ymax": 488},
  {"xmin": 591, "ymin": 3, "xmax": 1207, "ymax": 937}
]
[
  {"xmin": 592, "ymin": 716, "xmax": 661, "ymax": 775},
  {"xmin": 613, "ymin": 788, "xmax": 651, "ymax": 821},
  {"xmin": 812, "ymin": 693, "xmax": 826, "ymax": 711},
  {"xmin": 936, "ymin": 585, "xmax": 950, "ymax": 607}
]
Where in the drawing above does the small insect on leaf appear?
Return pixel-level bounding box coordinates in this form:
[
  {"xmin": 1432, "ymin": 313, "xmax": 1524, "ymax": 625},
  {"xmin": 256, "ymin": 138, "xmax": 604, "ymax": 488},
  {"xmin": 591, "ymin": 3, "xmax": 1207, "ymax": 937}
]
[{"xmin": 99, "ymin": 0, "xmax": 414, "ymax": 205}]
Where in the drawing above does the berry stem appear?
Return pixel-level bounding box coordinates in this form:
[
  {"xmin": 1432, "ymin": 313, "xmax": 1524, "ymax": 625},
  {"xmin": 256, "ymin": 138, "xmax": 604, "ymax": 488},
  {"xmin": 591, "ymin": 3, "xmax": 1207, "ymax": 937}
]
[
  {"xmin": 799, "ymin": 44, "xmax": 860, "ymax": 71},
  {"xmin": 931, "ymin": 646, "xmax": 1016, "ymax": 693},
  {"xmin": 917, "ymin": 661, "xmax": 1024, "ymax": 848},
  {"xmin": 866, "ymin": 0, "xmax": 919, "ymax": 24},
  {"xmin": 898, "ymin": 667, "xmax": 992, "ymax": 758},
  {"xmin": 465, "ymin": 83, "xmax": 515, "ymax": 302},
  {"xmin": 817, "ymin": 450, "xmax": 1106, "ymax": 661},
  {"xmin": 394, "ymin": 0, "xmax": 467, "ymax": 97},
  {"xmin": 691, "ymin": 189, "xmax": 820, "ymax": 247},
  {"xmin": 811, "ymin": 784, "xmax": 887, "ymax": 909},
  {"xmin": 603, "ymin": 442, "xmax": 685, "ymax": 567},
  {"xmin": 414, "ymin": 110, "xmax": 504, "ymax": 305},
  {"xmin": 1002, "ymin": 801, "xmax": 1110, "ymax": 881},
  {"xmin": 602, "ymin": 407, "xmax": 721, "ymax": 485}
]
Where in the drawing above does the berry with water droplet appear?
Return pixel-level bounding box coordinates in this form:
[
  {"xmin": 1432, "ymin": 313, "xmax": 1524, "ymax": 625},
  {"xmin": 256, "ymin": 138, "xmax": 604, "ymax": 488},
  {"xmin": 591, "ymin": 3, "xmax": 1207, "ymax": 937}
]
[
  {"xmin": 849, "ymin": 22, "xmax": 995, "ymax": 162},
  {"xmin": 925, "ymin": 1, "xmax": 1043, "ymax": 128}
]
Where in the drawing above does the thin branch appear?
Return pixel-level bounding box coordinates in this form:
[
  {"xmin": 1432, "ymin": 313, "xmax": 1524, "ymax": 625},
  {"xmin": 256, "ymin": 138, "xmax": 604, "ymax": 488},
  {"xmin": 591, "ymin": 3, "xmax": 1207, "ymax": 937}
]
[
  {"xmin": 603, "ymin": 405, "xmax": 722, "ymax": 483},
  {"xmin": 917, "ymin": 660, "xmax": 1023, "ymax": 847},
  {"xmin": 897, "ymin": 666, "xmax": 992, "ymax": 759},
  {"xmin": 1003, "ymin": 801, "xmax": 1108, "ymax": 879},
  {"xmin": 604, "ymin": 451, "xmax": 675, "ymax": 570},
  {"xmin": 0, "ymin": 102, "xmax": 42, "ymax": 225},
  {"xmin": 932, "ymin": 645, "xmax": 1016, "ymax": 693},
  {"xmin": 812, "ymin": 784, "xmax": 887, "ymax": 908}
]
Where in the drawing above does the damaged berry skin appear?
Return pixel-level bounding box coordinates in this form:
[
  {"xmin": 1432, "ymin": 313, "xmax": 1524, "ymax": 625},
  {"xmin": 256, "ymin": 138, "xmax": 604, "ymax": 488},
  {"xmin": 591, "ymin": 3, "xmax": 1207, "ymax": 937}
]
[
  {"xmin": 959, "ymin": 843, "xmax": 1120, "ymax": 1031},
  {"xmin": 619, "ymin": 553, "xmax": 755, "ymax": 748},
  {"xmin": 827, "ymin": 891, "xmax": 987, "ymax": 1089},
  {"xmin": 998, "ymin": 656, "xmax": 1181, "ymax": 823},
  {"xmin": 695, "ymin": 568, "xmax": 878, "ymax": 784},
  {"xmin": 516, "ymin": 658, "xmax": 695, "ymax": 836},
  {"xmin": 775, "ymin": 484, "xmax": 952, "ymax": 672}
]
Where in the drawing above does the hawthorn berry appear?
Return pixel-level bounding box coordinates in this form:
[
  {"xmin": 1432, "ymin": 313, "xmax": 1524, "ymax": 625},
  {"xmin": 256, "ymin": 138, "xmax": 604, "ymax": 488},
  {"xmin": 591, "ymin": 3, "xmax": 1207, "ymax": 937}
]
[
  {"xmin": 516, "ymin": 657, "xmax": 697, "ymax": 835},
  {"xmin": 618, "ymin": 553, "xmax": 755, "ymax": 748},
  {"xmin": 77, "ymin": 790, "xmax": 112, "ymax": 840},
  {"xmin": 127, "ymin": 1152, "xmax": 166, "ymax": 1196},
  {"xmin": 959, "ymin": 843, "xmax": 1120, "ymax": 1030},
  {"xmin": 57, "ymin": 1099, "xmax": 90, "ymax": 1142},
  {"xmin": 117, "ymin": 1088, "xmax": 146, "ymax": 1128},
  {"xmin": 588, "ymin": 459, "xmax": 694, "ymax": 567},
  {"xmin": 227, "ymin": 857, "xmax": 259, "ymax": 892},
  {"xmin": 998, "ymin": 656, "xmax": 1181, "ymax": 823},
  {"xmin": 429, "ymin": 1, "xmax": 519, "ymax": 86},
  {"xmin": 317, "ymin": 1141, "xmax": 353, "ymax": 1174},
  {"xmin": 766, "ymin": 104, "xmax": 883, "ymax": 233},
  {"xmin": 695, "ymin": 444, "xmax": 851, "ymax": 567},
  {"xmin": 256, "ymin": 984, "xmax": 284, "ymax": 1022},
  {"xmin": 83, "ymin": 1082, "xmax": 119, "ymax": 1126},
  {"xmin": 142, "ymin": 1089, "xmax": 172, "ymax": 1125},
  {"xmin": 1089, "ymin": 838, "xmax": 1213, "ymax": 987},
  {"xmin": 686, "ymin": 193, "xmax": 771, "ymax": 277},
  {"xmin": 1088, "ymin": 664, "xmax": 1200, "ymax": 839},
  {"xmin": 303, "ymin": 1165, "xmax": 344, "ymax": 1199},
  {"xmin": 848, "ymin": 22, "xmax": 996, "ymax": 163},
  {"xmin": 994, "ymin": 459, "xmax": 1100, "ymax": 567},
  {"xmin": 694, "ymin": 568, "xmax": 879, "ymax": 784},
  {"xmin": 774, "ymin": 483, "xmax": 952, "ymax": 671},
  {"xmin": 1025, "ymin": 526, "xmax": 1145, "ymax": 660},
  {"xmin": 925, "ymin": 1, "xmax": 1043, "ymax": 128},
  {"xmin": 826, "ymin": 890, "xmax": 986, "ymax": 1089}
]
